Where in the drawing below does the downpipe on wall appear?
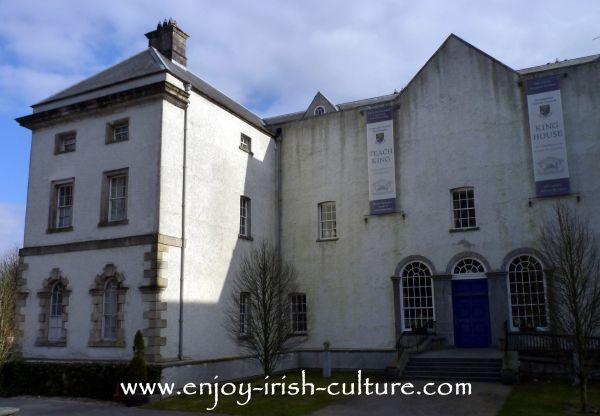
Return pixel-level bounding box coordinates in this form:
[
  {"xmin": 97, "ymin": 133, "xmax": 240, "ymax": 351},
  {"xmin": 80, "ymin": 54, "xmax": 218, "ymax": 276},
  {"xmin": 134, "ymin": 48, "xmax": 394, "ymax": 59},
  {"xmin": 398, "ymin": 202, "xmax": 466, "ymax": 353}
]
[{"xmin": 178, "ymin": 82, "xmax": 191, "ymax": 360}]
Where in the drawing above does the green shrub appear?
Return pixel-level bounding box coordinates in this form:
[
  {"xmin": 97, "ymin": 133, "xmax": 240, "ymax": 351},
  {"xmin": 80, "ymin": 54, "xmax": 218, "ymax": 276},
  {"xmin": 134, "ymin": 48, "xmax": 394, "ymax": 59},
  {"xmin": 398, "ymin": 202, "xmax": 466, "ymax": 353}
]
[
  {"xmin": 126, "ymin": 330, "xmax": 147, "ymax": 383},
  {"xmin": 0, "ymin": 360, "xmax": 161, "ymax": 399}
]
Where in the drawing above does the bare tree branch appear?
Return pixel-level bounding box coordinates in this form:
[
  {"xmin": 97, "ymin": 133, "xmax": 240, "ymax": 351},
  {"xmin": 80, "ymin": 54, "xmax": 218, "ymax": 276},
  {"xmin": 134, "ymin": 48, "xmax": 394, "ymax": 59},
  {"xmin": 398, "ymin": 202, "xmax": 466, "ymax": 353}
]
[
  {"xmin": 0, "ymin": 248, "xmax": 19, "ymax": 367},
  {"xmin": 539, "ymin": 203, "xmax": 600, "ymax": 413},
  {"xmin": 226, "ymin": 241, "xmax": 300, "ymax": 376}
]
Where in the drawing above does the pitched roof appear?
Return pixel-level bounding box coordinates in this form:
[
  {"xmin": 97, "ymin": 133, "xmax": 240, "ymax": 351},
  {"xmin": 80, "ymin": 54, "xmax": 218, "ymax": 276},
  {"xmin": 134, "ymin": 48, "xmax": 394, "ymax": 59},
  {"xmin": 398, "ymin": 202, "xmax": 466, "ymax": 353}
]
[
  {"xmin": 155, "ymin": 51, "xmax": 265, "ymax": 129},
  {"xmin": 34, "ymin": 49, "xmax": 165, "ymax": 106},
  {"xmin": 34, "ymin": 48, "xmax": 267, "ymax": 133},
  {"xmin": 264, "ymin": 93, "xmax": 397, "ymax": 125},
  {"xmin": 518, "ymin": 54, "xmax": 600, "ymax": 75}
]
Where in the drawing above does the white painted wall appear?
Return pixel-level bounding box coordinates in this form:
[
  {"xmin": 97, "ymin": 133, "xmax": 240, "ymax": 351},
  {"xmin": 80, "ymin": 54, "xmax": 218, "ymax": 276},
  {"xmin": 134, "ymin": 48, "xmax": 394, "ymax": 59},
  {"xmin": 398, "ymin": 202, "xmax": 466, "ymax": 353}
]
[
  {"xmin": 278, "ymin": 36, "xmax": 600, "ymax": 350},
  {"xmin": 21, "ymin": 245, "xmax": 149, "ymax": 360},
  {"xmin": 19, "ymin": 35, "xmax": 600, "ymax": 364},
  {"xmin": 170, "ymin": 91, "xmax": 278, "ymax": 360},
  {"xmin": 24, "ymin": 99, "xmax": 163, "ymax": 247}
]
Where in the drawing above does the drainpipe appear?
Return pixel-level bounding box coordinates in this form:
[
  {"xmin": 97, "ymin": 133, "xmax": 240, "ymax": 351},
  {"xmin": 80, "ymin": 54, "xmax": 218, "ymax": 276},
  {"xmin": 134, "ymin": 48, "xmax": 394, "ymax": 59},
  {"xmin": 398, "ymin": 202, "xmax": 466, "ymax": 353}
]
[
  {"xmin": 178, "ymin": 82, "xmax": 191, "ymax": 360},
  {"xmin": 274, "ymin": 128, "xmax": 283, "ymax": 256}
]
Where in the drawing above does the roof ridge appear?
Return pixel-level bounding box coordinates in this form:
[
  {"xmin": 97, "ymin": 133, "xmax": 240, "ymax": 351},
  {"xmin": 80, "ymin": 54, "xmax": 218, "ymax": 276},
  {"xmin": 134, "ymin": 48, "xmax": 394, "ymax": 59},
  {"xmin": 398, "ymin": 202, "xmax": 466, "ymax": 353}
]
[{"xmin": 148, "ymin": 47, "xmax": 168, "ymax": 70}]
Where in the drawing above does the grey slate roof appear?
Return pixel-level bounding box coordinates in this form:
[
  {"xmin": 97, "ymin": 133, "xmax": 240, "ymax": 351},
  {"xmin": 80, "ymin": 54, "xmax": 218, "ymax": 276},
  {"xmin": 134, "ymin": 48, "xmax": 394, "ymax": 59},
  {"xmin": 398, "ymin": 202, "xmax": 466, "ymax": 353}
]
[
  {"xmin": 518, "ymin": 54, "xmax": 600, "ymax": 75},
  {"xmin": 31, "ymin": 39, "xmax": 600, "ymax": 132},
  {"xmin": 155, "ymin": 50, "xmax": 265, "ymax": 129},
  {"xmin": 264, "ymin": 93, "xmax": 398, "ymax": 125},
  {"xmin": 34, "ymin": 49, "xmax": 165, "ymax": 106},
  {"xmin": 34, "ymin": 48, "xmax": 267, "ymax": 132}
]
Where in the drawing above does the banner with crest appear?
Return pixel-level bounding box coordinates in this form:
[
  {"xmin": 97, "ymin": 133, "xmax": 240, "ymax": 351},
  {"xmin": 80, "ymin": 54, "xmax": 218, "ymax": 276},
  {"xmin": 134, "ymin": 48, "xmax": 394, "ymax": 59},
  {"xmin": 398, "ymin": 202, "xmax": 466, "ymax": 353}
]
[
  {"xmin": 366, "ymin": 106, "xmax": 396, "ymax": 214},
  {"xmin": 526, "ymin": 75, "xmax": 570, "ymax": 197}
]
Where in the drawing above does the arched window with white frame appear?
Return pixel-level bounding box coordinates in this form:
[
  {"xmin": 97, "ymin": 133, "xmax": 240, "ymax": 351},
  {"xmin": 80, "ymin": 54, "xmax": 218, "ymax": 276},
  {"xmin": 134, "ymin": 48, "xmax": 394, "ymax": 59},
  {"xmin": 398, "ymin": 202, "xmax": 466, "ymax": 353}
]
[
  {"xmin": 507, "ymin": 255, "xmax": 548, "ymax": 330},
  {"xmin": 103, "ymin": 279, "xmax": 119, "ymax": 341},
  {"xmin": 401, "ymin": 261, "xmax": 434, "ymax": 331},
  {"xmin": 452, "ymin": 258, "xmax": 486, "ymax": 276},
  {"xmin": 48, "ymin": 283, "xmax": 64, "ymax": 341},
  {"xmin": 314, "ymin": 106, "xmax": 326, "ymax": 116}
]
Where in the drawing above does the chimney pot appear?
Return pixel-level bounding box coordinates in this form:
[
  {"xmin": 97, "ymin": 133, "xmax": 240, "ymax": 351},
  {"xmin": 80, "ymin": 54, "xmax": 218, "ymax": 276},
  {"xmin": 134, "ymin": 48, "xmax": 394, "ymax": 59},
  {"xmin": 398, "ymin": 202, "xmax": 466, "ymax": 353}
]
[{"xmin": 145, "ymin": 20, "xmax": 189, "ymax": 67}]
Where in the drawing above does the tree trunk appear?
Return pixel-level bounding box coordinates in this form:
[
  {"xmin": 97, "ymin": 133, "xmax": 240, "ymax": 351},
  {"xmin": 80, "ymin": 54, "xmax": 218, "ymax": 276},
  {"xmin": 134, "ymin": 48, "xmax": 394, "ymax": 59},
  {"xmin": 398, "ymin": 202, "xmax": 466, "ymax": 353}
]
[{"xmin": 580, "ymin": 378, "xmax": 587, "ymax": 414}]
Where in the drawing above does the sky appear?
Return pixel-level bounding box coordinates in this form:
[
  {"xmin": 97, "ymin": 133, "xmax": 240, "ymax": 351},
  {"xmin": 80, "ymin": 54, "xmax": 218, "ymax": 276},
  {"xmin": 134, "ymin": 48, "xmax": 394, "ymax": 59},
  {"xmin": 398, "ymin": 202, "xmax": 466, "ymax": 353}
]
[{"xmin": 1, "ymin": 0, "xmax": 599, "ymax": 253}]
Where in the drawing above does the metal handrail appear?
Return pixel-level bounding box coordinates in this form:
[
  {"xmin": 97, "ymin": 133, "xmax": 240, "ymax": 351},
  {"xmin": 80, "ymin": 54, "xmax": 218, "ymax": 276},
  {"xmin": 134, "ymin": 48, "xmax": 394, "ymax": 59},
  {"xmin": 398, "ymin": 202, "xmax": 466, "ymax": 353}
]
[{"xmin": 505, "ymin": 326, "xmax": 600, "ymax": 353}]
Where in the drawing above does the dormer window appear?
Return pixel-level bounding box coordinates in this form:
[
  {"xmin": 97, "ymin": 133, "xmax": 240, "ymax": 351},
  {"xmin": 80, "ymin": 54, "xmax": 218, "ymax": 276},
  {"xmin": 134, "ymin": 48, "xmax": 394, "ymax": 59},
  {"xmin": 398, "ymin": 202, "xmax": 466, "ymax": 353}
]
[{"xmin": 314, "ymin": 106, "xmax": 326, "ymax": 116}]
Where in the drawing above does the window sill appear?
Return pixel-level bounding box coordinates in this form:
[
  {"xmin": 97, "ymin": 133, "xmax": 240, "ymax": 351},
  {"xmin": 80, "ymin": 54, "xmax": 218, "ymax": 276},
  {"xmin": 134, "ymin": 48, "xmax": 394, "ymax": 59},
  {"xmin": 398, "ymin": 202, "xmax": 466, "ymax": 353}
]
[
  {"xmin": 238, "ymin": 234, "xmax": 254, "ymax": 241},
  {"xmin": 54, "ymin": 149, "xmax": 76, "ymax": 155},
  {"xmin": 35, "ymin": 340, "xmax": 66, "ymax": 347},
  {"xmin": 98, "ymin": 219, "xmax": 129, "ymax": 227},
  {"xmin": 47, "ymin": 226, "xmax": 74, "ymax": 234},
  {"xmin": 105, "ymin": 139, "xmax": 129, "ymax": 145},
  {"xmin": 316, "ymin": 237, "xmax": 338, "ymax": 242},
  {"xmin": 88, "ymin": 340, "xmax": 126, "ymax": 348},
  {"xmin": 449, "ymin": 226, "xmax": 479, "ymax": 233},
  {"xmin": 239, "ymin": 145, "xmax": 253, "ymax": 156},
  {"xmin": 288, "ymin": 332, "xmax": 308, "ymax": 337}
]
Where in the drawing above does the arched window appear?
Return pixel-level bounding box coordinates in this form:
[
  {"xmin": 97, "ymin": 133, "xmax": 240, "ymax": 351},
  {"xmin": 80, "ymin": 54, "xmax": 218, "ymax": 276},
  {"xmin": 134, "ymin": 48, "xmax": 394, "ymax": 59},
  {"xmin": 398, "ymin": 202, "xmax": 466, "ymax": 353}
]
[
  {"xmin": 48, "ymin": 283, "xmax": 64, "ymax": 341},
  {"xmin": 314, "ymin": 106, "xmax": 325, "ymax": 116},
  {"xmin": 508, "ymin": 255, "xmax": 547, "ymax": 330},
  {"xmin": 103, "ymin": 280, "xmax": 119, "ymax": 340},
  {"xmin": 453, "ymin": 258, "xmax": 486, "ymax": 275},
  {"xmin": 401, "ymin": 261, "xmax": 434, "ymax": 331},
  {"xmin": 89, "ymin": 264, "xmax": 127, "ymax": 347}
]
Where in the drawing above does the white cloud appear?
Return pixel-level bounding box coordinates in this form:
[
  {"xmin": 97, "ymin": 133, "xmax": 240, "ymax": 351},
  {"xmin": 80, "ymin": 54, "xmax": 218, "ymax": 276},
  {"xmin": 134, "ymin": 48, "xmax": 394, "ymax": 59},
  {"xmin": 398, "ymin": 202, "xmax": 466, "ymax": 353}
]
[
  {"xmin": 0, "ymin": 65, "xmax": 85, "ymax": 110},
  {"xmin": 0, "ymin": 203, "xmax": 25, "ymax": 254},
  {"xmin": 2, "ymin": 1, "xmax": 600, "ymax": 116}
]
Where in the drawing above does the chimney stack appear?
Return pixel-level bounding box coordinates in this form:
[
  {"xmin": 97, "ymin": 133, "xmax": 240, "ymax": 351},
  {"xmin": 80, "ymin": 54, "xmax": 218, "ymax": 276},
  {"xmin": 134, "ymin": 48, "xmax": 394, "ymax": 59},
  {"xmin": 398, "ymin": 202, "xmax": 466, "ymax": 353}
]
[{"xmin": 145, "ymin": 19, "xmax": 189, "ymax": 66}]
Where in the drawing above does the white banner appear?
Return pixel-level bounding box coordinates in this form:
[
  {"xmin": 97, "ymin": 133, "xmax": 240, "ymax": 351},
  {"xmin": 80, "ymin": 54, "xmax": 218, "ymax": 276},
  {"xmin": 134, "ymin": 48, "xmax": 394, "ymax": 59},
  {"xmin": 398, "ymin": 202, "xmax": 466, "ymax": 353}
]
[
  {"xmin": 366, "ymin": 107, "xmax": 396, "ymax": 214},
  {"xmin": 526, "ymin": 75, "xmax": 570, "ymax": 197}
]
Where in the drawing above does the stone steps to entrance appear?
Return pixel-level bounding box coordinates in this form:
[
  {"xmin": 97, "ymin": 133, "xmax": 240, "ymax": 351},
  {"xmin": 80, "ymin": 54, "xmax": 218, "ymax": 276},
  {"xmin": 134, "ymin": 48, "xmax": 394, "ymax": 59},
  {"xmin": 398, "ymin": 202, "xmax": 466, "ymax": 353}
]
[{"xmin": 401, "ymin": 356, "xmax": 502, "ymax": 382}]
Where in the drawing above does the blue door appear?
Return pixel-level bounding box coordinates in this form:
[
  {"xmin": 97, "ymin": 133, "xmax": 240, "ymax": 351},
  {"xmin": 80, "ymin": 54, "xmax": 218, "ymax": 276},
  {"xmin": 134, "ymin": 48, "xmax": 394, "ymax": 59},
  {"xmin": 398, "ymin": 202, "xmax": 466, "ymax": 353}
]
[{"xmin": 452, "ymin": 279, "xmax": 491, "ymax": 348}]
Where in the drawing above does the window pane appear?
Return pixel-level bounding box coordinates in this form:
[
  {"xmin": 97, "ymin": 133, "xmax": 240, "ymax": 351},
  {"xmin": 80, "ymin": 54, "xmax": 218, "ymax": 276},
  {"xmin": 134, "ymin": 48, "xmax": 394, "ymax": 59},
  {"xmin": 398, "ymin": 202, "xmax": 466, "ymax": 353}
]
[
  {"xmin": 239, "ymin": 197, "xmax": 249, "ymax": 236},
  {"xmin": 103, "ymin": 281, "xmax": 118, "ymax": 340},
  {"xmin": 290, "ymin": 294, "xmax": 307, "ymax": 333},
  {"xmin": 108, "ymin": 175, "xmax": 127, "ymax": 221},
  {"xmin": 319, "ymin": 202, "xmax": 337, "ymax": 239},
  {"xmin": 508, "ymin": 255, "xmax": 547, "ymax": 329},
  {"xmin": 451, "ymin": 188, "xmax": 476, "ymax": 229},
  {"xmin": 48, "ymin": 284, "xmax": 63, "ymax": 341},
  {"xmin": 113, "ymin": 123, "xmax": 129, "ymax": 142},
  {"xmin": 239, "ymin": 292, "xmax": 250, "ymax": 334},
  {"xmin": 56, "ymin": 184, "xmax": 73, "ymax": 228},
  {"xmin": 401, "ymin": 262, "xmax": 434, "ymax": 330}
]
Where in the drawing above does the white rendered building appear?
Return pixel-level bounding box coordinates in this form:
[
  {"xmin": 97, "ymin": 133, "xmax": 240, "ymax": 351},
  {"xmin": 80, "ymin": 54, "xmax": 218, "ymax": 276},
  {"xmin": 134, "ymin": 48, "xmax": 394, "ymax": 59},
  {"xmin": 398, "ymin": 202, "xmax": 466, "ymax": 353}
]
[{"xmin": 15, "ymin": 21, "xmax": 600, "ymax": 380}]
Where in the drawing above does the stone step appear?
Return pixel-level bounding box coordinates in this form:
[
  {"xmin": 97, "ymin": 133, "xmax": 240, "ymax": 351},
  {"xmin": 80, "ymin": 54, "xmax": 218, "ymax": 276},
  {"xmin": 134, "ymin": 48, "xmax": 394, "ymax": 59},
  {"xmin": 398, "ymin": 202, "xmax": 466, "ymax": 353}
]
[
  {"xmin": 404, "ymin": 366, "xmax": 500, "ymax": 374},
  {"xmin": 401, "ymin": 356, "xmax": 502, "ymax": 382},
  {"xmin": 403, "ymin": 369, "xmax": 501, "ymax": 376},
  {"xmin": 407, "ymin": 361, "xmax": 502, "ymax": 368},
  {"xmin": 400, "ymin": 374, "xmax": 501, "ymax": 382},
  {"xmin": 409, "ymin": 358, "xmax": 502, "ymax": 364}
]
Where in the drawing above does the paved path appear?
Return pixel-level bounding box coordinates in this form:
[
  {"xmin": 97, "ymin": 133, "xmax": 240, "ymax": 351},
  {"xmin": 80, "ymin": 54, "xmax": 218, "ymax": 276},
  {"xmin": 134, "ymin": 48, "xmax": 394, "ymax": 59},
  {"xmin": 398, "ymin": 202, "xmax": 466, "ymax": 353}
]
[
  {"xmin": 0, "ymin": 397, "xmax": 219, "ymax": 416},
  {"xmin": 1, "ymin": 381, "xmax": 511, "ymax": 416}
]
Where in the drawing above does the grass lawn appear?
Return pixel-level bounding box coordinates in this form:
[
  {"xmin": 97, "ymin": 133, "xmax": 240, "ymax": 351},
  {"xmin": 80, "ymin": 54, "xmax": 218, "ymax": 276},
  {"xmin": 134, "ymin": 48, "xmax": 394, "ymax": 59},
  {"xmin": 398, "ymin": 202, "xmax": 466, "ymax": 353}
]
[
  {"xmin": 498, "ymin": 380, "xmax": 600, "ymax": 416},
  {"xmin": 147, "ymin": 370, "xmax": 382, "ymax": 416}
]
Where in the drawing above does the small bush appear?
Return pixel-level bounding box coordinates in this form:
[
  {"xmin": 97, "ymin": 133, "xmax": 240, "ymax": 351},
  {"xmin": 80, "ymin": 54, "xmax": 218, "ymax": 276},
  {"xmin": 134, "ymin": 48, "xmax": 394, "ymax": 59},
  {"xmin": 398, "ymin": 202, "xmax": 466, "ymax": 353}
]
[
  {"xmin": 0, "ymin": 361, "xmax": 161, "ymax": 399},
  {"xmin": 126, "ymin": 330, "xmax": 147, "ymax": 383}
]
